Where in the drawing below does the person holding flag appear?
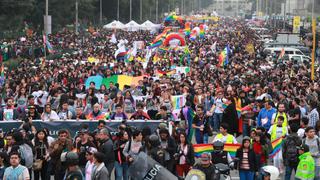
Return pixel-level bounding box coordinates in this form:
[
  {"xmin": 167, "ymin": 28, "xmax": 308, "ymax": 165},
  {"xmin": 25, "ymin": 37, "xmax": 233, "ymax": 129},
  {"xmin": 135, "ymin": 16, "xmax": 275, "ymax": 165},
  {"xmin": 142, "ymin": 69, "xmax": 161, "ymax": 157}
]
[{"xmin": 268, "ymin": 116, "xmax": 288, "ymax": 174}]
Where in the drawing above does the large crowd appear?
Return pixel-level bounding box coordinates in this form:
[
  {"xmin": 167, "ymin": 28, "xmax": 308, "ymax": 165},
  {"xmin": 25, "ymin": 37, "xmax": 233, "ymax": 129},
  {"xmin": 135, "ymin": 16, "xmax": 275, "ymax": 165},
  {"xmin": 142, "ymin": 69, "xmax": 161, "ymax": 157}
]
[{"xmin": 0, "ymin": 16, "xmax": 319, "ymax": 180}]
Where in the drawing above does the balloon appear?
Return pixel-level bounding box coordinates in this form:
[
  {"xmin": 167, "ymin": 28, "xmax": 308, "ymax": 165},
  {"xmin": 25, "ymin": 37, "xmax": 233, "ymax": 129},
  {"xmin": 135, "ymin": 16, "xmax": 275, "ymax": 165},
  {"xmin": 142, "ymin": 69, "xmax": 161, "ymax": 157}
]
[{"xmin": 163, "ymin": 33, "xmax": 186, "ymax": 47}]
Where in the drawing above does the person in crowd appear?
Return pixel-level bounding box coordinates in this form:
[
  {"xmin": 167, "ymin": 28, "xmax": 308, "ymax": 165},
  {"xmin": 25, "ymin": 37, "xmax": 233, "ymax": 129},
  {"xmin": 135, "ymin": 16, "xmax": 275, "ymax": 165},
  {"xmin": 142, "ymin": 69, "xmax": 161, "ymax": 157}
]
[
  {"xmin": 295, "ymin": 144, "xmax": 315, "ymax": 180},
  {"xmin": 282, "ymin": 123, "xmax": 302, "ymax": 180},
  {"xmin": 58, "ymin": 102, "xmax": 73, "ymax": 120},
  {"xmin": 211, "ymin": 89, "xmax": 225, "ymax": 132},
  {"xmin": 32, "ymin": 129, "xmax": 50, "ymax": 180},
  {"xmin": 155, "ymin": 106, "xmax": 174, "ymax": 121},
  {"xmin": 3, "ymin": 151, "xmax": 30, "ymax": 180},
  {"xmin": 267, "ymin": 116, "xmax": 288, "ymax": 173},
  {"xmin": 0, "ymin": 97, "xmax": 19, "ymax": 121},
  {"xmin": 298, "ymin": 117, "xmax": 309, "ymax": 138},
  {"xmin": 85, "ymin": 147, "xmax": 97, "ymax": 180},
  {"xmin": 308, "ymin": 100, "xmax": 319, "ymax": 128},
  {"xmin": 158, "ymin": 128, "xmax": 177, "ymax": 172},
  {"xmin": 302, "ymin": 126, "xmax": 320, "ymax": 180},
  {"xmin": 110, "ymin": 104, "xmax": 128, "ymax": 121},
  {"xmin": 257, "ymin": 100, "xmax": 276, "ymax": 131},
  {"xmin": 211, "ymin": 140, "xmax": 232, "ymax": 165},
  {"xmin": 241, "ymin": 100, "xmax": 256, "ymax": 137},
  {"xmin": 77, "ymin": 129, "xmax": 96, "ymax": 174},
  {"xmin": 0, "ymin": 152, "xmax": 9, "ymax": 179},
  {"xmin": 252, "ymin": 132, "xmax": 269, "ymax": 166},
  {"xmin": 49, "ymin": 129, "xmax": 73, "ymax": 180},
  {"xmin": 271, "ymin": 103, "xmax": 288, "ymax": 127},
  {"xmin": 175, "ymin": 132, "xmax": 194, "ymax": 179},
  {"xmin": 91, "ymin": 152, "xmax": 110, "ymax": 180},
  {"xmin": 113, "ymin": 130, "xmax": 130, "ymax": 180},
  {"xmin": 41, "ymin": 104, "xmax": 60, "ymax": 121},
  {"xmin": 97, "ymin": 128, "xmax": 114, "ymax": 178},
  {"xmin": 61, "ymin": 151, "xmax": 83, "ymax": 180},
  {"xmin": 193, "ymin": 153, "xmax": 217, "ymax": 180},
  {"xmin": 123, "ymin": 130, "xmax": 143, "ymax": 164},
  {"xmin": 288, "ymin": 98, "xmax": 301, "ymax": 127},
  {"xmin": 75, "ymin": 106, "xmax": 86, "ymax": 120},
  {"xmin": 213, "ymin": 123, "xmax": 237, "ymax": 144},
  {"xmin": 86, "ymin": 103, "xmax": 105, "ymax": 120},
  {"xmin": 26, "ymin": 105, "xmax": 41, "ymax": 120},
  {"xmin": 221, "ymin": 96, "xmax": 239, "ymax": 135},
  {"xmin": 235, "ymin": 136, "xmax": 257, "ymax": 180},
  {"xmin": 192, "ymin": 105, "xmax": 212, "ymax": 144},
  {"xmin": 130, "ymin": 103, "xmax": 150, "ymax": 120}
]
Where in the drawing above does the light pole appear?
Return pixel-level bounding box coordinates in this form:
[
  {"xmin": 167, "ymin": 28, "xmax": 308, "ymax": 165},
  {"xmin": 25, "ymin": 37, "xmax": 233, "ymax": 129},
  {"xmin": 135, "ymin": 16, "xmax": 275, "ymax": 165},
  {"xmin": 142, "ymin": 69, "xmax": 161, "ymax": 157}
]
[
  {"xmin": 117, "ymin": 0, "xmax": 119, "ymax": 20},
  {"xmin": 312, "ymin": 0, "xmax": 315, "ymax": 19},
  {"xmin": 45, "ymin": 0, "xmax": 48, "ymax": 35},
  {"xmin": 76, "ymin": 0, "xmax": 78, "ymax": 34},
  {"xmin": 140, "ymin": 0, "xmax": 142, "ymax": 21},
  {"xmin": 99, "ymin": 0, "xmax": 102, "ymax": 24},
  {"xmin": 130, "ymin": 0, "xmax": 132, "ymax": 21},
  {"xmin": 156, "ymin": 0, "xmax": 158, "ymax": 23}
]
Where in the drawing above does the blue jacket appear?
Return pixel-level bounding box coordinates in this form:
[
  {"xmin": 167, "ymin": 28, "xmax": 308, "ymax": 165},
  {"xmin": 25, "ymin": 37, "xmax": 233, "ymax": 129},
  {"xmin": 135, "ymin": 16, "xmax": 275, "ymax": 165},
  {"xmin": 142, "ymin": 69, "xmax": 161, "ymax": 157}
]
[{"xmin": 257, "ymin": 107, "xmax": 276, "ymax": 130}]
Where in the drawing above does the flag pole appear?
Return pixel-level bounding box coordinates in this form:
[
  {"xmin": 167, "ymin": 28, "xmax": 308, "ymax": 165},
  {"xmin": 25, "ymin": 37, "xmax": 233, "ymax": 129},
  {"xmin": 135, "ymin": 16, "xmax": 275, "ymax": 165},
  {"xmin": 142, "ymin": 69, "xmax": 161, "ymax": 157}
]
[{"xmin": 311, "ymin": 18, "xmax": 316, "ymax": 81}]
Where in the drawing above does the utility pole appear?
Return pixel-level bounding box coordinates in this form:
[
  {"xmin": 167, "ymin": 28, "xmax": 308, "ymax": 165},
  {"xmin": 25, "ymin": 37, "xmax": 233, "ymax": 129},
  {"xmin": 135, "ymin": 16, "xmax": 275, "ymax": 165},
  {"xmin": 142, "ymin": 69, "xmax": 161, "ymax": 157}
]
[
  {"xmin": 283, "ymin": 0, "xmax": 286, "ymax": 30},
  {"xmin": 130, "ymin": 0, "xmax": 132, "ymax": 21},
  {"xmin": 140, "ymin": 0, "xmax": 142, "ymax": 21},
  {"xmin": 222, "ymin": 0, "xmax": 224, "ymax": 16},
  {"xmin": 117, "ymin": 0, "xmax": 120, "ymax": 20},
  {"xmin": 45, "ymin": 0, "xmax": 48, "ymax": 35},
  {"xmin": 99, "ymin": 0, "xmax": 102, "ymax": 25},
  {"xmin": 76, "ymin": 0, "xmax": 78, "ymax": 34},
  {"xmin": 156, "ymin": 0, "xmax": 158, "ymax": 23}
]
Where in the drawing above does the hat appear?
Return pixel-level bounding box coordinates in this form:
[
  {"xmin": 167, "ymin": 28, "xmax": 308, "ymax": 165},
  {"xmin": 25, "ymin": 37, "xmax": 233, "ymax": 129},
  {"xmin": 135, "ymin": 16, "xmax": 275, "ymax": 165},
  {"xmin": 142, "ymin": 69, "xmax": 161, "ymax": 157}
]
[
  {"xmin": 200, "ymin": 153, "xmax": 211, "ymax": 162},
  {"xmin": 158, "ymin": 123, "xmax": 167, "ymax": 130},
  {"xmin": 80, "ymin": 129, "xmax": 89, "ymax": 134},
  {"xmin": 297, "ymin": 144, "xmax": 309, "ymax": 152},
  {"xmin": 86, "ymin": 147, "xmax": 98, "ymax": 155}
]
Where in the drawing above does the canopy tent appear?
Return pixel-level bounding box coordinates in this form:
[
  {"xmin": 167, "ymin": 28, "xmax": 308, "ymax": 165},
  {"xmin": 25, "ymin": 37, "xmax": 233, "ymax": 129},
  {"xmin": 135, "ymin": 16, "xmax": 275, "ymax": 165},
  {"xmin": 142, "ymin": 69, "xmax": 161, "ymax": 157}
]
[
  {"xmin": 140, "ymin": 20, "xmax": 158, "ymax": 31},
  {"xmin": 103, "ymin": 20, "xmax": 125, "ymax": 29},
  {"xmin": 125, "ymin": 20, "xmax": 141, "ymax": 31}
]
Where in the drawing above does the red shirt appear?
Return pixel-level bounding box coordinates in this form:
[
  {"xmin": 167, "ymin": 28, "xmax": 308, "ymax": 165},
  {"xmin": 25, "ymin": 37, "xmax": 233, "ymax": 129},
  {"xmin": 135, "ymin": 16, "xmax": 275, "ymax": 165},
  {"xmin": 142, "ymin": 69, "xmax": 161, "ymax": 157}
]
[{"xmin": 253, "ymin": 141, "xmax": 267, "ymax": 164}]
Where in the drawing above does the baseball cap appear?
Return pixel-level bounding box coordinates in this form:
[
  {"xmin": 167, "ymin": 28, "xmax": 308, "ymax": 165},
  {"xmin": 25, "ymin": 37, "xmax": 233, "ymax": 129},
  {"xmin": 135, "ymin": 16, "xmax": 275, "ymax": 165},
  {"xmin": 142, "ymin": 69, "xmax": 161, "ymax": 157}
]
[{"xmin": 297, "ymin": 144, "xmax": 309, "ymax": 152}]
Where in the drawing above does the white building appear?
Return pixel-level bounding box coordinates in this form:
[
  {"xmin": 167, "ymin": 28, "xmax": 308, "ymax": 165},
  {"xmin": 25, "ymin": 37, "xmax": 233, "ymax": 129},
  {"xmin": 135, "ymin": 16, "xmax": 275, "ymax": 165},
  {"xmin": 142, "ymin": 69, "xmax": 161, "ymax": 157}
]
[{"xmin": 211, "ymin": 0, "xmax": 252, "ymax": 17}]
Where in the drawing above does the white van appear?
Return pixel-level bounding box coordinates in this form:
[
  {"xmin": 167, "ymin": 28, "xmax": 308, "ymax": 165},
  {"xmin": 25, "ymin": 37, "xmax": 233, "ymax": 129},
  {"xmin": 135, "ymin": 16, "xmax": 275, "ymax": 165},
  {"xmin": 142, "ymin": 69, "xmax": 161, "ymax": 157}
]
[{"xmin": 263, "ymin": 47, "xmax": 305, "ymax": 56}]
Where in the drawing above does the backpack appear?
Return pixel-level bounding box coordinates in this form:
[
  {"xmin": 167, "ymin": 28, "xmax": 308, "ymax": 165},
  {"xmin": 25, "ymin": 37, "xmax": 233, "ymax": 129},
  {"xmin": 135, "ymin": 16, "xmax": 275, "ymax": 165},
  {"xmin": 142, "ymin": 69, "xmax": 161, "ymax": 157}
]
[
  {"xmin": 285, "ymin": 136, "xmax": 300, "ymax": 166},
  {"xmin": 19, "ymin": 144, "xmax": 33, "ymax": 168},
  {"xmin": 302, "ymin": 138, "xmax": 320, "ymax": 152}
]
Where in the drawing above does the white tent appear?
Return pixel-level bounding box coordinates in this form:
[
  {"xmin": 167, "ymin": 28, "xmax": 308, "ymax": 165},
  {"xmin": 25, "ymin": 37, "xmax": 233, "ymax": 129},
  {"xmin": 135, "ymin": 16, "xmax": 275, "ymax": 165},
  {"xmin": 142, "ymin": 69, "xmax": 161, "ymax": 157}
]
[
  {"xmin": 103, "ymin": 20, "xmax": 125, "ymax": 29},
  {"xmin": 125, "ymin": 20, "xmax": 141, "ymax": 31},
  {"xmin": 140, "ymin": 20, "xmax": 157, "ymax": 31}
]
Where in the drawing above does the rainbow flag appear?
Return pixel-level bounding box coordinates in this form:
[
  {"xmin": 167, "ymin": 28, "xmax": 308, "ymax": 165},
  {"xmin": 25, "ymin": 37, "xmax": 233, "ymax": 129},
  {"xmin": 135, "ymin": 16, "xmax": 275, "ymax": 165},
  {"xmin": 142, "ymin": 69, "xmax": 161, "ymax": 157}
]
[
  {"xmin": 43, "ymin": 34, "xmax": 54, "ymax": 54},
  {"xmin": 116, "ymin": 51, "xmax": 128, "ymax": 61},
  {"xmin": 218, "ymin": 45, "xmax": 231, "ymax": 67},
  {"xmin": 193, "ymin": 143, "xmax": 241, "ymax": 158},
  {"xmin": 182, "ymin": 106, "xmax": 196, "ymax": 143},
  {"xmin": 199, "ymin": 24, "xmax": 205, "ymax": 39},
  {"xmin": 171, "ymin": 95, "xmax": 186, "ymax": 110},
  {"xmin": 0, "ymin": 64, "xmax": 4, "ymax": 86},
  {"xmin": 269, "ymin": 137, "xmax": 283, "ymax": 158},
  {"xmin": 86, "ymin": 113, "xmax": 106, "ymax": 120},
  {"xmin": 184, "ymin": 22, "xmax": 191, "ymax": 37},
  {"xmin": 156, "ymin": 69, "xmax": 176, "ymax": 77}
]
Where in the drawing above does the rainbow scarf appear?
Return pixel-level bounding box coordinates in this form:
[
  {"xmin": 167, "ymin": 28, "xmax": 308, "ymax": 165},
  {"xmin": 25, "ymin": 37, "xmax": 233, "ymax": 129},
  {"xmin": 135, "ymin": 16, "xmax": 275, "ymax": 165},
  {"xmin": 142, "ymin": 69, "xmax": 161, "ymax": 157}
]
[
  {"xmin": 86, "ymin": 112, "xmax": 106, "ymax": 120},
  {"xmin": 268, "ymin": 137, "xmax": 283, "ymax": 158},
  {"xmin": 199, "ymin": 24, "xmax": 205, "ymax": 39},
  {"xmin": 193, "ymin": 143, "xmax": 241, "ymax": 158}
]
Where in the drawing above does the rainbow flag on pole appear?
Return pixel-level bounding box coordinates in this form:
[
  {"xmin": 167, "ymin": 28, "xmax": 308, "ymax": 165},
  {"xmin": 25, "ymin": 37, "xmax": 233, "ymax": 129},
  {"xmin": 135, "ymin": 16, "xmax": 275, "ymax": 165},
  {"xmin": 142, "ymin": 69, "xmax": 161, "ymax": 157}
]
[
  {"xmin": 193, "ymin": 143, "xmax": 241, "ymax": 158},
  {"xmin": 269, "ymin": 137, "xmax": 283, "ymax": 158},
  {"xmin": 0, "ymin": 64, "xmax": 4, "ymax": 86},
  {"xmin": 218, "ymin": 45, "xmax": 231, "ymax": 67}
]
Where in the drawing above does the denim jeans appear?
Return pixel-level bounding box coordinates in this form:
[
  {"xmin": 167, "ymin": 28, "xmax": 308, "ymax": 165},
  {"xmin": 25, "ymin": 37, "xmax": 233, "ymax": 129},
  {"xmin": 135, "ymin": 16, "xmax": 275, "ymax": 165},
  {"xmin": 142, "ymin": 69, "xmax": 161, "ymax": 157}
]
[
  {"xmin": 242, "ymin": 123, "xmax": 250, "ymax": 137},
  {"xmin": 316, "ymin": 166, "xmax": 320, "ymax": 180},
  {"xmin": 285, "ymin": 165, "xmax": 297, "ymax": 180},
  {"xmin": 213, "ymin": 113, "xmax": 223, "ymax": 132},
  {"xmin": 239, "ymin": 170, "xmax": 255, "ymax": 180},
  {"xmin": 114, "ymin": 161, "xmax": 129, "ymax": 180},
  {"xmin": 195, "ymin": 132, "xmax": 208, "ymax": 144}
]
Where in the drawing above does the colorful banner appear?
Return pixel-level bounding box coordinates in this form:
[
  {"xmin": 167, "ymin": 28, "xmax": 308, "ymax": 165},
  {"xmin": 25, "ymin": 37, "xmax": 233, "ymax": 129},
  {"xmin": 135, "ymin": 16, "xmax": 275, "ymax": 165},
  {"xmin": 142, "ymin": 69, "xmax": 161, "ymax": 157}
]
[
  {"xmin": 86, "ymin": 75, "xmax": 145, "ymax": 90},
  {"xmin": 194, "ymin": 137, "xmax": 283, "ymax": 158},
  {"xmin": 171, "ymin": 95, "xmax": 186, "ymax": 110}
]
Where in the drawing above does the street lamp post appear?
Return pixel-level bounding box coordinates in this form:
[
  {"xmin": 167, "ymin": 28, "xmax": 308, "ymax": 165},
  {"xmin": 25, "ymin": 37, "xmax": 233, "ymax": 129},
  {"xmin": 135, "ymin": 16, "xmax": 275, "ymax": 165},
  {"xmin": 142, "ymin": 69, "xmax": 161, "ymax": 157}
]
[
  {"xmin": 76, "ymin": 0, "xmax": 78, "ymax": 34},
  {"xmin": 130, "ymin": 0, "xmax": 132, "ymax": 21},
  {"xmin": 156, "ymin": 0, "xmax": 158, "ymax": 23},
  {"xmin": 140, "ymin": 0, "xmax": 142, "ymax": 21},
  {"xmin": 100, "ymin": 0, "xmax": 102, "ymax": 25},
  {"xmin": 117, "ymin": 0, "xmax": 119, "ymax": 20}
]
